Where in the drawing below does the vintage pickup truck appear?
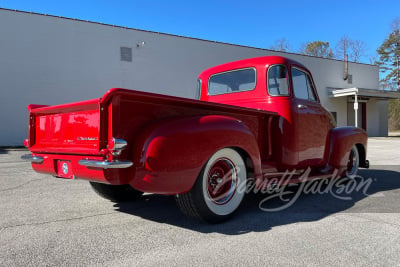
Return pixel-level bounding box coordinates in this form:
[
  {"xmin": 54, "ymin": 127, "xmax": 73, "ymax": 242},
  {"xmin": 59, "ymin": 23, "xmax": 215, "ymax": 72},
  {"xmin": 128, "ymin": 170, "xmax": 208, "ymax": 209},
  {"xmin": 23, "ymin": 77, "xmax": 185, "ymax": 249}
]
[{"xmin": 22, "ymin": 56, "xmax": 368, "ymax": 223}]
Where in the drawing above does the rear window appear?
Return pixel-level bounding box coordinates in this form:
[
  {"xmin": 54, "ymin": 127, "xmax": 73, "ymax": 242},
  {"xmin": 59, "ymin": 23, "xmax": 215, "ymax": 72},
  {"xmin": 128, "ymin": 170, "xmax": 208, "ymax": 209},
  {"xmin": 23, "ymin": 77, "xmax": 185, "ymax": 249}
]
[
  {"xmin": 267, "ymin": 65, "xmax": 289, "ymax": 96},
  {"xmin": 208, "ymin": 68, "xmax": 256, "ymax": 96}
]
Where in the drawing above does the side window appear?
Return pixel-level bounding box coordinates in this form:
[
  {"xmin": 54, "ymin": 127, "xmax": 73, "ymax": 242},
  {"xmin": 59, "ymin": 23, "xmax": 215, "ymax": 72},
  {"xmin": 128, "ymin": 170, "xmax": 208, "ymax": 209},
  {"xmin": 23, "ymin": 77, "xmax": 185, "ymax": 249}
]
[
  {"xmin": 330, "ymin": 111, "xmax": 337, "ymax": 123},
  {"xmin": 267, "ymin": 65, "xmax": 289, "ymax": 96},
  {"xmin": 292, "ymin": 68, "xmax": 317, "ymax": 101},
  {"xmin": 208, "ymin": 68, "xmax": 256, "ymax": 96},
  {"xmin": 306, "ymin": 74, "xmax": 317, "ymax": 101}
]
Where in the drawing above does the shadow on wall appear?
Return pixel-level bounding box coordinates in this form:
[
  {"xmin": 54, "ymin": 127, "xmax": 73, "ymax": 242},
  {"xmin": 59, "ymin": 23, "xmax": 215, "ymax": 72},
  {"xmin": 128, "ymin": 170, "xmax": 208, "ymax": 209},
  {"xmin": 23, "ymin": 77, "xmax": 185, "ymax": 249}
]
[
  {"xmin": 113, "ymin": 167, "xmax": 400, "ymax": 235},
  {"xmin": 0, "ymin": 147, "xmax": 26, "ymax": 154}
]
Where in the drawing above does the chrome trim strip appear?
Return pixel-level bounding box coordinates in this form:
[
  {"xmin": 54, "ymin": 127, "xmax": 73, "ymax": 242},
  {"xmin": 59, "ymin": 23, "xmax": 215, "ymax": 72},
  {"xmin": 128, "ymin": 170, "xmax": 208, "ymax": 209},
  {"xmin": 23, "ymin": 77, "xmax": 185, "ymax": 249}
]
[
  {"xmin": 78, "ymin": 159, "xmax": 133, "ymax": 169},
  {"xmin": 21, "ymin": 154, "xmax": 44, "ymax": 164}
]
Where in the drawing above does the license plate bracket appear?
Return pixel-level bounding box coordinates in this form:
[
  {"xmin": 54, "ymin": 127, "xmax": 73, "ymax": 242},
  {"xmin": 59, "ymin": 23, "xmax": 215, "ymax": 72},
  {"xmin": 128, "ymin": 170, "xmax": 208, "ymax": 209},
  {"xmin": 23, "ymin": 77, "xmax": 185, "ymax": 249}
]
[{"xmin": 56, "ymin": 160, "xmax": 75, "ymax": 179}]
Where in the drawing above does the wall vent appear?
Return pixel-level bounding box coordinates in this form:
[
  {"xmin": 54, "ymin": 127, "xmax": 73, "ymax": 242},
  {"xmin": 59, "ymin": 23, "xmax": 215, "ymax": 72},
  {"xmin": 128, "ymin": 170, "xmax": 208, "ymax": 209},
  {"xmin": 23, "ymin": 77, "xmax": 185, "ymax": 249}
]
[
  {"xmin": 120, "ymin": 47, "xmax": 132, "ymax": 62},
  {"xmin": 347, "ymin": 74, "xmax": 353, "ymax": 84}
]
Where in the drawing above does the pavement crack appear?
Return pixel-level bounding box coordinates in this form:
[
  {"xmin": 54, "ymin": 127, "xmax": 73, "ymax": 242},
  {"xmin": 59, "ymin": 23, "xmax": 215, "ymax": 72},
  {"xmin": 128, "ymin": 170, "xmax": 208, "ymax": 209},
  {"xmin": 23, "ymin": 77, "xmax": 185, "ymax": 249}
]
[{"xmin": 0, "ymin": 212, "xmax": 117, "ymax": 230}]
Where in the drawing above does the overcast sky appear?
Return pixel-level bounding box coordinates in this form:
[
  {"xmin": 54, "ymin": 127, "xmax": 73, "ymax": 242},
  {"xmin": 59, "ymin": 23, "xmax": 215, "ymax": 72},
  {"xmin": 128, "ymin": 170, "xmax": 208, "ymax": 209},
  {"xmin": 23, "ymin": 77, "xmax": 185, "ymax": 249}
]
[{"xmin": 1, "ymin": 0, "xmax": 399, "ymax": 63}]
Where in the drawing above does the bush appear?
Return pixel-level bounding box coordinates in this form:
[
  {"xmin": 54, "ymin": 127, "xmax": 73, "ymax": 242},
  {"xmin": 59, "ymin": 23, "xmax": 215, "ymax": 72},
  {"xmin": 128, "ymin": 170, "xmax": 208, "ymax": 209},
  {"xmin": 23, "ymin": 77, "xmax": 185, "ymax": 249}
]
[{"xmin": 388, "ymin": 99, "xmax": 400, "ymax": 131}]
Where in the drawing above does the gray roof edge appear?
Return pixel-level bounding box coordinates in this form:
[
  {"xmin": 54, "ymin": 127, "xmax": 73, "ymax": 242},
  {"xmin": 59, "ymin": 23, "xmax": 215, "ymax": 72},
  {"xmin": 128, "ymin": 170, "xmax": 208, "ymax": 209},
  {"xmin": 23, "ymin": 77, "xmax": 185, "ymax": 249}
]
[{"xmin": 327, "ymin": 87, "xmax": 400, "ymax": 99}]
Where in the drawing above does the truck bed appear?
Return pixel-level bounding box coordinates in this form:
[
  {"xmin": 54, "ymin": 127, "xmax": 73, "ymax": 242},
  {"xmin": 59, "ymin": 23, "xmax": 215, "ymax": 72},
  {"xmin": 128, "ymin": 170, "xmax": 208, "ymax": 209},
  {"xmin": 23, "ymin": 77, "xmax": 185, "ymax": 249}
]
[{"xmin": 26, "ymin": 88, "xmax": 278, "ymax": 191}]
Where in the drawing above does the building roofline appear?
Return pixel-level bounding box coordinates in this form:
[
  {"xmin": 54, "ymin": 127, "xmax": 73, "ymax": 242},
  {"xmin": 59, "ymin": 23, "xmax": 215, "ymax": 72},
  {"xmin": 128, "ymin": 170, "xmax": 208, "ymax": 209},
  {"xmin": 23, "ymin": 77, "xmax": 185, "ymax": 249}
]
[
  {"xmin": 0, "ymin": 7, "xmax": 376, "ymax": 67},
  {"xmin": 328, "ymin": 87, "xmax": 400, "ymax": 99}
]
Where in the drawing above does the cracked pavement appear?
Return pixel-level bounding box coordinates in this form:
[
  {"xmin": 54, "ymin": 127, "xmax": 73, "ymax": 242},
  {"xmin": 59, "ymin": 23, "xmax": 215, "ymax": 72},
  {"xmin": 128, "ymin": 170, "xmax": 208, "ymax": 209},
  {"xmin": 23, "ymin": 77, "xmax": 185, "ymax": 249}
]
[{"xmin": 1, "ymin": 138, "xmax": 400, "ymax": 266}]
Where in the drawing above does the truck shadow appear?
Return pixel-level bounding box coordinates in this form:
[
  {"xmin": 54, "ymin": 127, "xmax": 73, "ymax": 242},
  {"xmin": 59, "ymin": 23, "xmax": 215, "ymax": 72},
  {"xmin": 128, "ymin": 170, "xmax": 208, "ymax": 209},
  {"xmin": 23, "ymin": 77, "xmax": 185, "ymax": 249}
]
[{"xmin": 114, "ymin": 167, "xmax": 400, "ymax": 235}]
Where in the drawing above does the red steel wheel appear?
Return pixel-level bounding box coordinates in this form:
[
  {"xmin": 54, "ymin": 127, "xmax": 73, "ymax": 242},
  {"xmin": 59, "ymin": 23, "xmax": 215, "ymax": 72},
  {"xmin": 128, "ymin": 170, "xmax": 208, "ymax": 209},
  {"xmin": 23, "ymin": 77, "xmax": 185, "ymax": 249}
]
[
  {"xmin": 205, "ymin": 157, "xmax": 238, "ymax": 205},
  {"xmin": 176, "ymin": 148, "xmax": 247, "ymax": 223}
]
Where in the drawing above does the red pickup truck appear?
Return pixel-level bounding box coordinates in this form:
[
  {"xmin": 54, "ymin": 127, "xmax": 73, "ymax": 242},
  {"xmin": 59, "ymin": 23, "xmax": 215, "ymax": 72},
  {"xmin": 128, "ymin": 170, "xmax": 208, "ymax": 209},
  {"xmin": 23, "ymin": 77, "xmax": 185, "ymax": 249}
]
[{"xmin": 22, "ymin": 56, "xmax": 368, "ymax": 223}]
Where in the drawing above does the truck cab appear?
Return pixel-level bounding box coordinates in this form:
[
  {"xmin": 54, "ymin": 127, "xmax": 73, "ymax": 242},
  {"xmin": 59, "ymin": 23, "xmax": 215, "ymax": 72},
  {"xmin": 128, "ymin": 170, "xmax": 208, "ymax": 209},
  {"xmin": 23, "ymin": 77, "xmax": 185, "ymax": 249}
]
[{"xmin": 198, "ymin": 56, "xmax": 365, "ymax": 172}]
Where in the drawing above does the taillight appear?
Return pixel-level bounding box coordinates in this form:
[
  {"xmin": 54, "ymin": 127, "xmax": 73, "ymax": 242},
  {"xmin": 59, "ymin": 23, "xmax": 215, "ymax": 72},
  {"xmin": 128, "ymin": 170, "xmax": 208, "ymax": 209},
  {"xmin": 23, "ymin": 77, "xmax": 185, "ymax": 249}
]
[{"xmin": 108, "ymin": 138, "xmax": 128, "ymax": 155}]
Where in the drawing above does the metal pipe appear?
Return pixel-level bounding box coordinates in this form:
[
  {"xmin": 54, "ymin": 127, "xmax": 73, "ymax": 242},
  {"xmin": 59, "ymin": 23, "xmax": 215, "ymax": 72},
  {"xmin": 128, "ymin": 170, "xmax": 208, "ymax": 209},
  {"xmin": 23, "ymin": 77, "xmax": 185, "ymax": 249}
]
[{"xmin": 354, "ymin": 93, "xmax": 358, "ymax": 128}]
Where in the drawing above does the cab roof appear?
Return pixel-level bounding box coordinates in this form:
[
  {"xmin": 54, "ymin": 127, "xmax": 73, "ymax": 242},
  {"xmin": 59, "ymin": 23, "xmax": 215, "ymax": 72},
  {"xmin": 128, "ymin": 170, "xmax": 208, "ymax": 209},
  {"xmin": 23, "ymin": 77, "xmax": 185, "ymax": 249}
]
[{"xmin": 198, "ymin": 56, "xmax": 306, "ymax": 78}]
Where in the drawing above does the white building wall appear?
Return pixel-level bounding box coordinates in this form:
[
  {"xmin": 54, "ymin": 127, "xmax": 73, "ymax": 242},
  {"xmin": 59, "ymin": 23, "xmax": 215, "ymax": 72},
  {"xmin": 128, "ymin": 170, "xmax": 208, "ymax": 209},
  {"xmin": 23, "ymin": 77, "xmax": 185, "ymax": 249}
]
[
  {"xmin": 377, "ymin": 100, "xmax": 389, "ymax": 136},
  {"xmin": 366, "ymin": 100, "xmax": 381, "ymax": 137},
  {"xmin": 360, "ymin": 99, "xmax": 389, "ymax": 137},
  {"xmin": 0, "ymin": 9, "xmax": 380, "ymax": 145},
  {"xmin": 328, "ymin": 98, "xmax": 348, "ymax": 126}
]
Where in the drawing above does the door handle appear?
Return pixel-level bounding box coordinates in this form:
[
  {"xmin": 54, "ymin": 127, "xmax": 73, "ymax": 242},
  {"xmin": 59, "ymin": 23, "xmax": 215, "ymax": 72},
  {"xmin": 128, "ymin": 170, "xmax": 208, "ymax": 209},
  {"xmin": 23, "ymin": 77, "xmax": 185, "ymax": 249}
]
[{"xmin": 297, "ymin": 104, "xmax": 308, "ymax": 109}]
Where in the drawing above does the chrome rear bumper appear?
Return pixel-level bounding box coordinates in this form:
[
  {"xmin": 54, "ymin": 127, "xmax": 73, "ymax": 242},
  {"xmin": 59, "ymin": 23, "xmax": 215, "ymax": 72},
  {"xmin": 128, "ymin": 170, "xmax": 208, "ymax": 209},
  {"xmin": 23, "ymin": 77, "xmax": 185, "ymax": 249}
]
[
  {"xmin": 21, "ymin": 154, "xmax": 44, "ymax": 164},
  {"xmin": 22, "ymin": 154, "xmax": 132, "ymax": 169},
  {"xmin": 78, "ymin": 159, "xmax": 133, "ymax": 169}
]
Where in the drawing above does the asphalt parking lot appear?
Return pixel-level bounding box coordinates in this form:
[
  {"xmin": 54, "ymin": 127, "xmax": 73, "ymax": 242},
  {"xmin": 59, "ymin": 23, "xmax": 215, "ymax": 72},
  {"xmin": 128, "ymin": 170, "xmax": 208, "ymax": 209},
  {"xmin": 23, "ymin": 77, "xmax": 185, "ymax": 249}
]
[{"xmin": 1, "ymin": 137, "xmax": 400, "ymax": 266}]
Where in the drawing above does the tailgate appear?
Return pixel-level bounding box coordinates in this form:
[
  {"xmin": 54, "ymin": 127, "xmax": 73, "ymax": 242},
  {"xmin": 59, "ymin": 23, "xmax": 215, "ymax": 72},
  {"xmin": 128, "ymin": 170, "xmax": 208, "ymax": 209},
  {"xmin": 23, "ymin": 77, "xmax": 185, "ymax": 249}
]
[{"xmin": 28, "ymin": 99, "xmax": 102, "ymax": 155}]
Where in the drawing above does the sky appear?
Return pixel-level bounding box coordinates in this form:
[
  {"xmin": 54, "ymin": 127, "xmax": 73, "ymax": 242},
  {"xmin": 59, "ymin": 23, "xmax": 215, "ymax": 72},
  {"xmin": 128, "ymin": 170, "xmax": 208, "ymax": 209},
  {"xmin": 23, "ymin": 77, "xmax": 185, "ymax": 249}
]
[{"xmin": 1, "ymin": 0, "xmax": 399, "ymax": 64}]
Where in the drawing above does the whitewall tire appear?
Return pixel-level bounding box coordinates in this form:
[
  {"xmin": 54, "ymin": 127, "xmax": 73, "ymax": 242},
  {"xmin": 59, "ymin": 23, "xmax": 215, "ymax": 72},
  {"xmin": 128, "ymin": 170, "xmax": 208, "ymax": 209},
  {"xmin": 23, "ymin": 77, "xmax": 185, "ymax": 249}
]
[
  {"xmin": 176, "ymin": 148, "xmax": 247, "ymax": 223},
  {"xmin": 346, "ymin": 145, "xmax": 359, "ymax": 179}
]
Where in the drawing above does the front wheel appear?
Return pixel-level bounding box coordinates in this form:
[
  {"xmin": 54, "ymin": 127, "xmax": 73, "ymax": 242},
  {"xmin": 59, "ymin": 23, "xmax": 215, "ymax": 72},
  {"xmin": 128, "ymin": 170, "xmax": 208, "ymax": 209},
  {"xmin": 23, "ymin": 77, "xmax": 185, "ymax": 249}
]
[
  {"xmin": 89, "ymin": 182, "xmax": 143, "ymax": 202},
  {"xmin": 346, "ymin": 145, "xmax": 359, "ymax": 179},
  {"xmin": 176, "ymin": 148, "xmax": 247, "ymax": 223}
]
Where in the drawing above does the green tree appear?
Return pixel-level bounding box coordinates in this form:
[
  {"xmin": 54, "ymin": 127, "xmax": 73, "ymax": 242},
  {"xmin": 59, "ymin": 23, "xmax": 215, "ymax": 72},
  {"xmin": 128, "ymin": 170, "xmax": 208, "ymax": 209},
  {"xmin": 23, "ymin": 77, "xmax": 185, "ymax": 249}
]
[
  {"xmin": 377, "ymin": 18, "xmax": 400, "ymax": 91},
  {"xmin": 380, "ymin": 18, "xmax": 400, "ymax": 131},
  {"xmin": 301, "ymin": 41, "xmax": 334, "ymax": 58},
  {"xmin": 388, "ymin": 99, "xmax": 400, "ymax": 131}
]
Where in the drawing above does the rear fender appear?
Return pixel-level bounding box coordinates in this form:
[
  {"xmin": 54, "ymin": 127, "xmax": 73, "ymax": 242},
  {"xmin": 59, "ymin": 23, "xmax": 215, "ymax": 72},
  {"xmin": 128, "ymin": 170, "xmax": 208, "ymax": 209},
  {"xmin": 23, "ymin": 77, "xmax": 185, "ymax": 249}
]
[
  {"xmin": 131, "ymin": 115, "xmax": 262, "ymax": 194},
  {"xmin": 326, "ymin": 126, "xmax": 368, "ymax": 170}
]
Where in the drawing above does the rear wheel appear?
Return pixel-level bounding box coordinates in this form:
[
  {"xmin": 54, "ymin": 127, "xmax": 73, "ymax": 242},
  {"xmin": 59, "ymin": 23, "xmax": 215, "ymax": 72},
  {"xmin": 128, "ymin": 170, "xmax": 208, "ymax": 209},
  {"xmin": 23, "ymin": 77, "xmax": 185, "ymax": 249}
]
[
  {"xmin": 89, "ymin": 182, "xmax": 143, "ymax": 202},
  {"xmin": 176, "ymin": 148, "xmax": 247, "ymax": 223},
  {"xmin": 346, "ymin": 145, "xmax": 359, "ymax": 179}
]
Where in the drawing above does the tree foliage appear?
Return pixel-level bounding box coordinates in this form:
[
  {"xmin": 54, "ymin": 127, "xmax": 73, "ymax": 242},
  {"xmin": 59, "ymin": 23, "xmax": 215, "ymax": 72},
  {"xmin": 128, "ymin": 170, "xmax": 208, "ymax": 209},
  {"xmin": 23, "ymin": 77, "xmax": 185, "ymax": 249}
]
[
  {"xmin": 270, "ymin": 38, "xmax": 291, "ymax": 52},
  {"xmin": 389, "ymin": 99, "xmax": 400, "ymax": 131},
  {"xmin": 335, "ymin": 35, "xmax": 352, "ymax": 59},
  {"xmin": 301, "ymin": 41, "xmax": 334, "ymax": 58},
  {"xmin": 377, "ymin": 18, "xmax": 400, "ymax": 90},
  {"xmin": 335, "ymin": 35, "xmax": 366, "ymax": 63},
  {"xmin": 379, "ymin": 18, "xmax": 400, "ymax": 132},
  {"xmin": 351, "ymin": 40, "xmax": 367, "ymax": 63}
]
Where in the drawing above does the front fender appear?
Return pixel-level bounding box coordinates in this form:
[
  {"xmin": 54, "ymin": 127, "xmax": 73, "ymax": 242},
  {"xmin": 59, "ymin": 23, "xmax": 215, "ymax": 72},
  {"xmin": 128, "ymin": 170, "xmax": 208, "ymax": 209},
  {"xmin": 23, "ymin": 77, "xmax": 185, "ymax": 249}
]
[
  {"xmin": 130, "ymin": 115, "xmax": 262, "ymax": 194},
  {"xmin": 327, "ymin": 126, "xmax": 368, "ymax": 170}
]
